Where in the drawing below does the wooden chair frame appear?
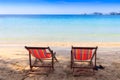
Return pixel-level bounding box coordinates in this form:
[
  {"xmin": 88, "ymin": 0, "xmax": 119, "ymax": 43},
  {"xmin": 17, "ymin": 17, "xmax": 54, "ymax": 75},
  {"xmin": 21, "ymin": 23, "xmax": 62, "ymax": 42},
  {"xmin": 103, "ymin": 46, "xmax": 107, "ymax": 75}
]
[
  {"xmin": 25, "ymin": 46, "xmax": 58, "ymax": 75},
  {"xmin": 71, "ymin": 46, "xmax": 98, "ymax": 75}
]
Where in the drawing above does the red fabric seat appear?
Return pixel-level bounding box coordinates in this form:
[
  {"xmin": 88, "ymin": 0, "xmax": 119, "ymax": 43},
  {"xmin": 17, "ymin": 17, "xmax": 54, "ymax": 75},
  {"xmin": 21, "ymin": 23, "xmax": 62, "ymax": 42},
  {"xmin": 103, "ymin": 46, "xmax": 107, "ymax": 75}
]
[
  {"xmin": 73, "ymin": 49, "xmax": 92, "ymax": 60},
  {"xmin": 28, "ymin": 49, "xmax": 51, "ymax": 59},
  {"xmin": 46, "ymin": 53, "xmax": 51, "ymax": 58}
]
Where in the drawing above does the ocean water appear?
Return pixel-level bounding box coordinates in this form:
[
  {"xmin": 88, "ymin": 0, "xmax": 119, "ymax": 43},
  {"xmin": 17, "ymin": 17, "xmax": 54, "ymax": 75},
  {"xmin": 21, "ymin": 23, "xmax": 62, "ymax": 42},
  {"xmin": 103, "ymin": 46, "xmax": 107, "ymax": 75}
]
[{"xmin": 0, "ymin": 15, "xmax": 120, "ymax": 43}]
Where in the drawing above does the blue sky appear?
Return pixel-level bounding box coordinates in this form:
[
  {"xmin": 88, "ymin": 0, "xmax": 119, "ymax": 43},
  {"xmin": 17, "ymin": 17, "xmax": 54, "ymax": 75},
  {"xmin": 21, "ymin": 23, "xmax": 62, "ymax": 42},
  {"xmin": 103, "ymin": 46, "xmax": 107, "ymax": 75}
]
[{"xmin": 0, "ymin": 0, "xmax": 120, "ymax": 14}]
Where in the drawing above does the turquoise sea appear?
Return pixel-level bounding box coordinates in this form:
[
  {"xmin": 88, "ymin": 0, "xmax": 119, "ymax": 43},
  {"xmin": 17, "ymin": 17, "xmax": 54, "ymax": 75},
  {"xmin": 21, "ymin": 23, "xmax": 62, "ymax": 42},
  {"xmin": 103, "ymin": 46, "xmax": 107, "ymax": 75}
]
[{"xmin": 0, "ymin": 15, "xmax": 120, "ymax": 43}]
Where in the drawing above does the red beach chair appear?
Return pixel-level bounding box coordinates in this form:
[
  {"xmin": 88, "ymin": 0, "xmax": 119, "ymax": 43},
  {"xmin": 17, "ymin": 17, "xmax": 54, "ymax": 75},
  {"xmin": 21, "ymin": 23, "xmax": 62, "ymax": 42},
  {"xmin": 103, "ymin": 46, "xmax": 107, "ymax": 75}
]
[
  {"xmin": 25, "ymin": 46, "xmax": 58, "ymax": 75},
  {"xmin": 71, "ymin": 46, "xmax": 98, "ymax": 75}
]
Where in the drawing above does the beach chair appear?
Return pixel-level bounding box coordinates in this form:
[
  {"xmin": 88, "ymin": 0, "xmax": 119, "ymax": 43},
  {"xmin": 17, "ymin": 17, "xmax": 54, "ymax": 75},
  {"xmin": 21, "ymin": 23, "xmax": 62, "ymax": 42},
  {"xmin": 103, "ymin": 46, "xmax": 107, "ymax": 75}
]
[
  {"xmin": 71, "ymin": 46, "xmax": 98, "ymax": 76},
  {"xmin": 25, "ymin": 46, "xmax": 58, "ymax": 75}
]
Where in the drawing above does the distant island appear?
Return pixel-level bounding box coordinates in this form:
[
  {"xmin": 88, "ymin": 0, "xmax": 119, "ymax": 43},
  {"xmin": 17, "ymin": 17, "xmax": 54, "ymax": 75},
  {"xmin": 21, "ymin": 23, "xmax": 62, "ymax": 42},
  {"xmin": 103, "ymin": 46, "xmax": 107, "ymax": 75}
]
[{"xmin": 81, "ymin": 12, "xmax": 120, "ymax": 15}]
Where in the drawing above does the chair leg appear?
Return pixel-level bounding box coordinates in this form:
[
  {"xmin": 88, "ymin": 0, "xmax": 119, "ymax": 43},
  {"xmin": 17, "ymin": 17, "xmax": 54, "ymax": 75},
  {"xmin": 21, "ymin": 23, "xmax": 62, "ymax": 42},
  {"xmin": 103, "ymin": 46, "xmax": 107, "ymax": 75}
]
[
  {"xmin": 54, "ymin": 56, "xmax": 58, "ymax": 62},
  {"xmin": 38, "ymin": 59, "xmax": 44, "ymax": 63},
  {"xmin": 52, "ymin": 66, "xmax": 55, "ymax": 71},
  {"xmin": 71, "ymin": 61, "xmax": 73, "ymax": 69},
  {"xmin": 30, "ymin": 66, "xmax": 33, "ymax": 71},
  {"xmin": 53, "ymin": 52, "xmax": 59, "ymax": 62},
  {"xmin": 73, "ymin": 68, "xmax": 75, "ymax": 76}
]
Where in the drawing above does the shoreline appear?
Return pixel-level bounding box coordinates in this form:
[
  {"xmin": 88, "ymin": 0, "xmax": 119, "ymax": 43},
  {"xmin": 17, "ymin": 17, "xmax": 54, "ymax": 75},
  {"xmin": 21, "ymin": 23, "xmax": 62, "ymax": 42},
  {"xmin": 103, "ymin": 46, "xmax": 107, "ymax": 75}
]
[{"xmin": 1, "ymin": 42, "xmax": 120, "ymax": 47}]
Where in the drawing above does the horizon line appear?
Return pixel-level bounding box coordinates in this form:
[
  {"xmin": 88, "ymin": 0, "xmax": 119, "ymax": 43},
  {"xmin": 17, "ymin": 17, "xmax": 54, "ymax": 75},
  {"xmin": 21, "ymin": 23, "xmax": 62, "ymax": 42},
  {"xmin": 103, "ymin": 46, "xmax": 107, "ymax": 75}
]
[{"xmin": 0, "ymin": 13, "xmax": 120, "ymax": 15}]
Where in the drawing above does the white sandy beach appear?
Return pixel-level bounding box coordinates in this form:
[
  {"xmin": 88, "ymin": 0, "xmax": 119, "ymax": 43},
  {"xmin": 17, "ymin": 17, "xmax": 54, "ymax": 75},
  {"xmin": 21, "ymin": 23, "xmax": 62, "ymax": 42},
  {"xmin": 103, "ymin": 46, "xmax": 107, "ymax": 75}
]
[{"xmin": 0, "ymin": 42, "xmax": 120, "ymax": 80}]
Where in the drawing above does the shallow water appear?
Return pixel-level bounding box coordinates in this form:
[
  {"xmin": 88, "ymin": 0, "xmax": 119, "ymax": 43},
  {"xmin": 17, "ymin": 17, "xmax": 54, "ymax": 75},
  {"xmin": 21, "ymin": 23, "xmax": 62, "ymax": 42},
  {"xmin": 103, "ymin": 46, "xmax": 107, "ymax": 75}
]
[{"xmin": 0, "ymin": 15, "xmax": 120, "ymax": 43}]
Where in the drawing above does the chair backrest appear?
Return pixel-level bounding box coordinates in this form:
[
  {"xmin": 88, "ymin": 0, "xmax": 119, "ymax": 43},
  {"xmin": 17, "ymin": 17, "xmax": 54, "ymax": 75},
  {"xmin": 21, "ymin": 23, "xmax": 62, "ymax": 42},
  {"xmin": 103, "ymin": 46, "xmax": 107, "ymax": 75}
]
[
  {"xmin": 25, "ymin": 46, "xmax": 52, "ymax": 59},
  {"xmin": 72, "ymin": 46, "xmax": 98, "ymax": 61}
]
